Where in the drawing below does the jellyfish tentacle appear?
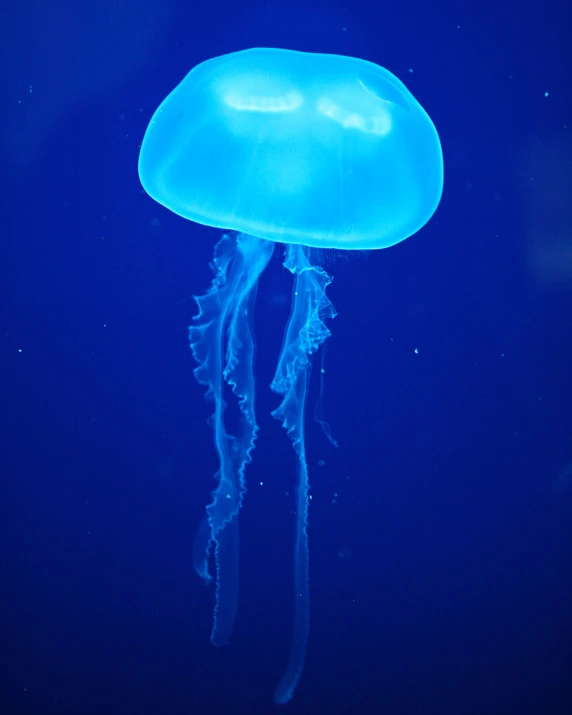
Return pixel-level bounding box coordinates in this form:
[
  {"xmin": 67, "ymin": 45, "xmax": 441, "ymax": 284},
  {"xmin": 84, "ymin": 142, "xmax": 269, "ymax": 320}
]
[
  {"xmin": 314, "ymin": 344, "xmax": 339, "ymax": 447},
  {"xmin": 190, "ymin": 232, "xmax": 273, "ymax": 646},
  {"xmin": 271, "ymin": 246, "xmax": 336, "ymax": 703},
  {"xmin": 273, "ymin": 366, "xmax": 310, "ymax": 705}
]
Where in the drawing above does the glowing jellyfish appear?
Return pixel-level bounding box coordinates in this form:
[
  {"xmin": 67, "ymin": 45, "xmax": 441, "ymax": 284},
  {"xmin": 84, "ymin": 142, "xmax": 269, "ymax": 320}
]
[{"xmin": 139, "ymin": 47, "xmax": 443, "ymax": 704}]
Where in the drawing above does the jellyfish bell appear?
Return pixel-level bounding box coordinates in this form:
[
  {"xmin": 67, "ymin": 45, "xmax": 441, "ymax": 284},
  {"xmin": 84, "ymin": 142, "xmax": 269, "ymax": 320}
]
[
  {"xmin": 138, "ymin": 47, "xmax": 443, "ymax": 704},
  {"xmin": 139, "ymin": 47, "xmax": 443, "ymax": 250}
]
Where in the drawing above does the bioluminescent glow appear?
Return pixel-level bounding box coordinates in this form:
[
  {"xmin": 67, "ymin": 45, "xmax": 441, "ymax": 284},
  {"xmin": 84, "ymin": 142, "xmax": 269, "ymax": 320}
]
[{"xmin": 139, "ymin": 47, "xmax": 443, "ymax": 704}]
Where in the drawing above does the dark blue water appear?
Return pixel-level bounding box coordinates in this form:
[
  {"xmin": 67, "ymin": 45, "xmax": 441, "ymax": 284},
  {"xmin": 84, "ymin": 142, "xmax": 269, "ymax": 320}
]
[{"xmin": 2, "ymin": 1, "xmax": 571, "ymax": 714}]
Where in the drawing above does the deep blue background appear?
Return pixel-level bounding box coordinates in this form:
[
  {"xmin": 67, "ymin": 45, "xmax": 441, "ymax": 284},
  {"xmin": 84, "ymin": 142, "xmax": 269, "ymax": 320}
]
[{"xmin": 2, "ymin": 1, "xmax": 571, "ymax": 714}]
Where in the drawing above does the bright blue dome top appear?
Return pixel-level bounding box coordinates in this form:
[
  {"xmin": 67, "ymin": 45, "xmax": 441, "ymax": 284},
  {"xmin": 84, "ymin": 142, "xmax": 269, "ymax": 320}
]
[{"xmin": 139, "ymin": 48, "xmax": 443, "ymax": 250}]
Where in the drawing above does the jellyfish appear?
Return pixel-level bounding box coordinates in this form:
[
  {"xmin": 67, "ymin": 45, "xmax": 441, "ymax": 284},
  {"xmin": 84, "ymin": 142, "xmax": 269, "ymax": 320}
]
[{"xmin": 138, "ymin": 48, "xmax": 443, "ymax": 704}]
